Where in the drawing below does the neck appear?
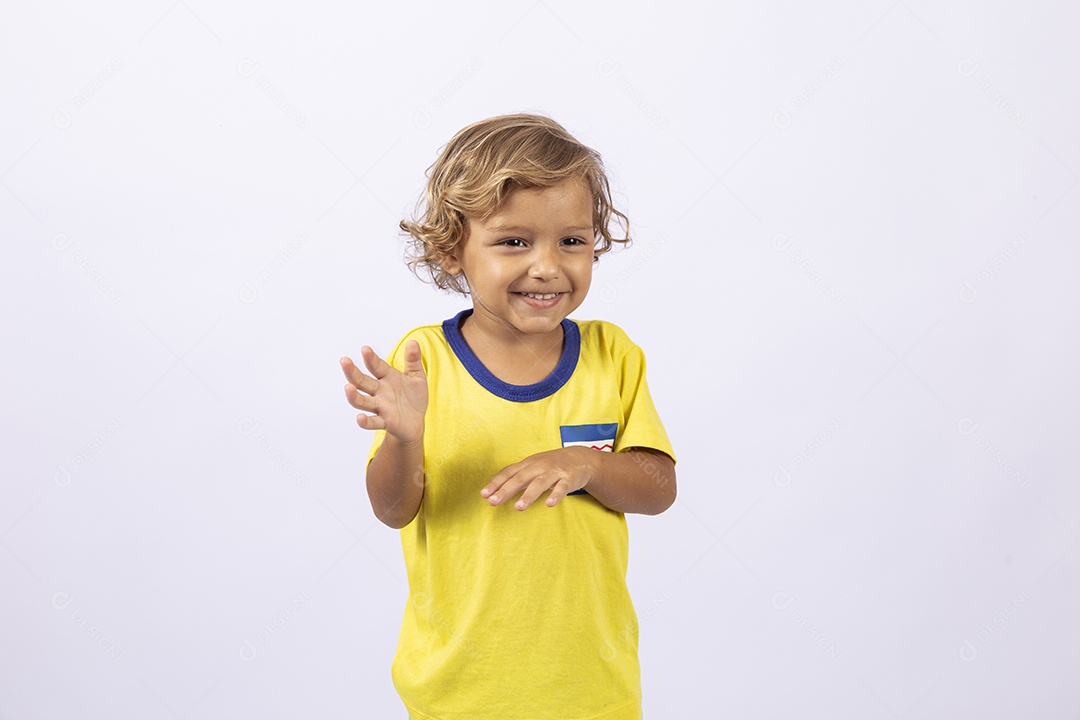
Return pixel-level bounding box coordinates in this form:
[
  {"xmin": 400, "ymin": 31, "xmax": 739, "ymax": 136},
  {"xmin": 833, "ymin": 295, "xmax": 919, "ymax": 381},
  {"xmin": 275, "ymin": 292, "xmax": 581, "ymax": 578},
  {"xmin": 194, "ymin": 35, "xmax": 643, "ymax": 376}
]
[{"xmin": 460, "ymin": 308, "xmax": 565, "ymax": 368}]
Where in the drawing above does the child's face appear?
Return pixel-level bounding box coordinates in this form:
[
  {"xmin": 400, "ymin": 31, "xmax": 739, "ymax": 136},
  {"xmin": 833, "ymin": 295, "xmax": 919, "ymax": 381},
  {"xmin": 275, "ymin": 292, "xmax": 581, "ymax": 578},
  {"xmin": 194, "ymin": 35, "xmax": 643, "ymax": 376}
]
[{"xmin": 441, "ymin": 177, "xmax": 595, "ymax": 340}]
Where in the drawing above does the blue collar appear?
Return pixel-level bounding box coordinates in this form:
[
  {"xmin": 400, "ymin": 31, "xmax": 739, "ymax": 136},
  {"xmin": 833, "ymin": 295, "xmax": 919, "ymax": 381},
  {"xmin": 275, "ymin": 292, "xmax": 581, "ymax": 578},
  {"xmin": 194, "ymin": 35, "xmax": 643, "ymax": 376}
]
[{"xmin": 442, "ymin": 309, "xmax": 580, "ymax": 402}]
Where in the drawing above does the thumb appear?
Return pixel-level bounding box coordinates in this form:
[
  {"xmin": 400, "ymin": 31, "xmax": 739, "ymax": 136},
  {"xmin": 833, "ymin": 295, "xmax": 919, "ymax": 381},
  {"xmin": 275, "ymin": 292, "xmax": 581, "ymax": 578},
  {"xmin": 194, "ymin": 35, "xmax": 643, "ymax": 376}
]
[{"xmin": 402, "ymin": 340, "xmax": 425, "ymax": 376}]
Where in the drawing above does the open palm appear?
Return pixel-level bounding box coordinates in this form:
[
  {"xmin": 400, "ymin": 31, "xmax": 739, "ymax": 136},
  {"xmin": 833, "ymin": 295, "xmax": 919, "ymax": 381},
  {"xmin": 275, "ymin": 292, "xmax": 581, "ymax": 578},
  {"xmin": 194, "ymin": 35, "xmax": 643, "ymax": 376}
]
[{"xmin": 340, "ymin": 340, "xmax": 427, "ymax": 444}]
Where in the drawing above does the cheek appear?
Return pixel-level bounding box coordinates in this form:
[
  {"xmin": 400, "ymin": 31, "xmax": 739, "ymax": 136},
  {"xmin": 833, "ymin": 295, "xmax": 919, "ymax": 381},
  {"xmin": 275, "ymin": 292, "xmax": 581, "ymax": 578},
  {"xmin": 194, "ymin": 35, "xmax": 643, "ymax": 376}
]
[{"xmin": 574, "ymin": 261, "xmax": 593, "ymax": 293}]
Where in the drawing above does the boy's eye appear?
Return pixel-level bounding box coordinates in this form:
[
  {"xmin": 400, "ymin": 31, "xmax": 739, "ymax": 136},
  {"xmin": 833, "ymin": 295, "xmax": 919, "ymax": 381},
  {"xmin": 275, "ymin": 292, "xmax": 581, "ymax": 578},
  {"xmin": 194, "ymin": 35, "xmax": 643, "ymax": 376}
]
[
  {"xmin": 562, "ymin": 237, "xmax": 586, "ymax": 246},
  {"xmin": 500, "ymin": 238, "xmax": 526, "ymax": 247}
]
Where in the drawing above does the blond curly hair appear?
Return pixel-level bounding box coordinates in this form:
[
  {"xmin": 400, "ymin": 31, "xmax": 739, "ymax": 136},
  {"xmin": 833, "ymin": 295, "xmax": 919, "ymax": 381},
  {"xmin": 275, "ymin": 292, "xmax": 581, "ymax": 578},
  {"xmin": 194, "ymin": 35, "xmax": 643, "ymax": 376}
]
[{"xmin": 400, "ymin": 113, "xmax": 630, "ymax": 295}]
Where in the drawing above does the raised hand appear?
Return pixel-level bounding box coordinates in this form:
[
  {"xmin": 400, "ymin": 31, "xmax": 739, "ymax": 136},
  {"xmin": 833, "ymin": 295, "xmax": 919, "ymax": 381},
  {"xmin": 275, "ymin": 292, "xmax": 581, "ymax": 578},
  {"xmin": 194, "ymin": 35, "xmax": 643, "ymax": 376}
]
[{"xmin": 340, "ymin": 341, "xmax": 427, "ymax": 444}]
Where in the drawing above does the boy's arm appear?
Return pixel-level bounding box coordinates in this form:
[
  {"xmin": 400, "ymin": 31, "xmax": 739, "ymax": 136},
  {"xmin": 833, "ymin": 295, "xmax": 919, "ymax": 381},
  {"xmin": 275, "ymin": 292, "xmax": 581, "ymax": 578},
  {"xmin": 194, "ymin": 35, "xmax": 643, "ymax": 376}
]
[
  {"xmin": 341, "ymin": 341, "xmax": 428, "ymax": 529},
  {"xmin": 366, "ymin": 436, "xmax": 425, "ymax": 529},
  {"xmin": 480, "ymin": 445, "xmax": 676, "ymax": 516},
  {"xmin": 583, "ymin": 447, "xmax": 676, "ymax": 515}
]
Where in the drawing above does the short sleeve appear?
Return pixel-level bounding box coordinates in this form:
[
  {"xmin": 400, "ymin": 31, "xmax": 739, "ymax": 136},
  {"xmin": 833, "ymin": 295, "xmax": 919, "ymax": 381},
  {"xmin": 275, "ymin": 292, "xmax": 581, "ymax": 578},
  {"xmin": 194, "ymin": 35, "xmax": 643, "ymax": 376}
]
[{"xmin": 612, "ymin": 331, "xmax": 676, "ymax": 465}]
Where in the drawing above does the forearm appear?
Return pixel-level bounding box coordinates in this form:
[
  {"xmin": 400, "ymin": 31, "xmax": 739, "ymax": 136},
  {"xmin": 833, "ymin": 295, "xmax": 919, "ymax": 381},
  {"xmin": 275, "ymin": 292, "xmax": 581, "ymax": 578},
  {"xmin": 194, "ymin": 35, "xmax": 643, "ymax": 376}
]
[
  {"xmin": 584, "ymin": 447, "xmax": 676, "ymax": 516},
  {"xmin": 366, "ymin": 434, "xmax": 425, "ymax": 529}
]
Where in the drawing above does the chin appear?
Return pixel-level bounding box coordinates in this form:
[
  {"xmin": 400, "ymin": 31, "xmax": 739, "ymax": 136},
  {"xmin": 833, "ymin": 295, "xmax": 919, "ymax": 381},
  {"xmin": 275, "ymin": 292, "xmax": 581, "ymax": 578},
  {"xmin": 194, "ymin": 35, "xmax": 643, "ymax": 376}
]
[{"xmin": 513, "ymin": 316, "xmax": 566, "ymax": 334}]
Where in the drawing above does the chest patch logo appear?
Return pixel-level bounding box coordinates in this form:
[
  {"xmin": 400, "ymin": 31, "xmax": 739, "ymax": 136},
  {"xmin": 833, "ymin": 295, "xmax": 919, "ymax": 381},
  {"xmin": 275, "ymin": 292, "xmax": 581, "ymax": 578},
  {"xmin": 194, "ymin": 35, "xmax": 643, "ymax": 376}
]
[{"xmin": 560, "ymin": 423, "xmax": 618, "ymax": 452}]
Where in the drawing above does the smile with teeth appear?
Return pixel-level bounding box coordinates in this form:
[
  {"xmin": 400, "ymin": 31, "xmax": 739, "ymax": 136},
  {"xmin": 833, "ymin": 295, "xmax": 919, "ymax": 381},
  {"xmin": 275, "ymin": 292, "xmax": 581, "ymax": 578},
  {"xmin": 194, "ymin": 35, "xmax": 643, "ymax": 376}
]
[{"xmin": 518, "ymin": 292, "xmax": 562, "ymax": 299}]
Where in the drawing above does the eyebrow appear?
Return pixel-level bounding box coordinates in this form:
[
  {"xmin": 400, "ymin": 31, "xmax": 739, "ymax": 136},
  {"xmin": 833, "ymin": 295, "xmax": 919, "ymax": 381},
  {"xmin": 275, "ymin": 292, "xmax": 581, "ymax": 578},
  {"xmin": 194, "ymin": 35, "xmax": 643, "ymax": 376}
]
[{"xmin": 486, "ymin": 225, "xmax": 593, "ymax": 233}]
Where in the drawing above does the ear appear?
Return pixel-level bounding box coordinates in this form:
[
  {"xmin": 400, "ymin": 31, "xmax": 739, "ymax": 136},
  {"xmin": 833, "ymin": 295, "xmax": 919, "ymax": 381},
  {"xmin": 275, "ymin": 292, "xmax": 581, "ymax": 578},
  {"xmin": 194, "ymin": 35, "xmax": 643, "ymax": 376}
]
[
  {"xmin": 438, "ymin": 249, "xmax": 462, "ymax": 277},
  {"xmin": 439, "ymin": 222, "xmax": 468, "ymax": 277}
]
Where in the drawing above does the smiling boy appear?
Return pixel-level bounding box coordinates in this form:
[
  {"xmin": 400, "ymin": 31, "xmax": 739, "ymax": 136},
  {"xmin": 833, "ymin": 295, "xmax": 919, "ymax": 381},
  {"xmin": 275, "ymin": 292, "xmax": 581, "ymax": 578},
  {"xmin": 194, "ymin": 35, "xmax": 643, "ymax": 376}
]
[{"xmin": 340, "ymin": 114, "xmax": 676, "ymax": 720}]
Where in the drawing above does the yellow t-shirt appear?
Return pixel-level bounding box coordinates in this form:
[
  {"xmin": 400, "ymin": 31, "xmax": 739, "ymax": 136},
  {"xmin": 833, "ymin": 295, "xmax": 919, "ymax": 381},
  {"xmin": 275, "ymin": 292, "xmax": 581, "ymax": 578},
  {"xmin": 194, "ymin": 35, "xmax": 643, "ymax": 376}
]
[{"xmin": 367, "ymin": 309, "xmax": 675, "ymax": 720}]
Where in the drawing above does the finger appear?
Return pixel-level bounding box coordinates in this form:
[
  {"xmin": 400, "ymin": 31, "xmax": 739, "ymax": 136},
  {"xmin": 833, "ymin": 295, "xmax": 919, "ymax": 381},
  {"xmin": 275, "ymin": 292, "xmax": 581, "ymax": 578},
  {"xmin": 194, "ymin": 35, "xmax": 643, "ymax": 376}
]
[
  {"xmin": 401, "ymin": 340, "xmax": 425, "ymax": 377},
  {"xmin": 481, "ymin": 462, "xmax": 523, "ymax": 502},
  {"xmin": 344, "ymin": 384, "xmax": 379, "ymax": 413},
  {"xmin": 545, "ymin": 479, "xmax": 571, "ymax": 507},
  {"xmin": 514, "ymin": 476, "xmax": 556, "ymax": 511},
  {"xmin": 340, "ymin": 357, "xmax": 378, "ymax": 395},
  {"xmin": 360, "ymin": 345, "xmax": 394, "ymax": 381},
  {"xmin": 356, "ymin": 413, "xmax": 385, "ymax": 431},
  {"xmin": 485, "ymin": 471, "xmax": 529, "ymax": 506}
]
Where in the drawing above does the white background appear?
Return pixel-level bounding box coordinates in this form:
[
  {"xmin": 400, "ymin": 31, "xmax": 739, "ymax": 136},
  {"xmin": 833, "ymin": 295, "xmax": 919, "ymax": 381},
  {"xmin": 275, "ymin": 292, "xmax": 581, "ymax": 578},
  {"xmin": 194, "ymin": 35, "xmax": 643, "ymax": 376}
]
[{"xmin": 2, "ymin": 1, "xmax": 1078, "ymax": 718}]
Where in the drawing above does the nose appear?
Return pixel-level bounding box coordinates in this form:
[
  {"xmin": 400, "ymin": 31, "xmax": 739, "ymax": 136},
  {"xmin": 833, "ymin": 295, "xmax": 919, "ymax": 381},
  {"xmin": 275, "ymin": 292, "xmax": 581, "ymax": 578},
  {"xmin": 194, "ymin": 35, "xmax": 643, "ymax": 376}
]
[{"xmin": 528, "ymin": 242, "xmax": 560, "ymax": 280}]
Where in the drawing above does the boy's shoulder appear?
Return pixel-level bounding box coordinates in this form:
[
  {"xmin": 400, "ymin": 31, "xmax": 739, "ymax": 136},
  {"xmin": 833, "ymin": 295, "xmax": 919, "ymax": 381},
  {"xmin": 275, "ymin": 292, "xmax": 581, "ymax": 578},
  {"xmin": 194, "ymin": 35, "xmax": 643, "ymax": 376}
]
[
  {"xmin": 570, "ymin": 317, "xmax": 642, "ymax": 355},
  {"xmin": 394, "ymin": 310, "xmax": 468, "ymax": 348},
  {"xmin": 378, "ymin": 320, "xmax": 448, "ymax": 366},
  {"xmin": 399, "ymin": 319, "xmax": 447, "ymax": 339}
]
